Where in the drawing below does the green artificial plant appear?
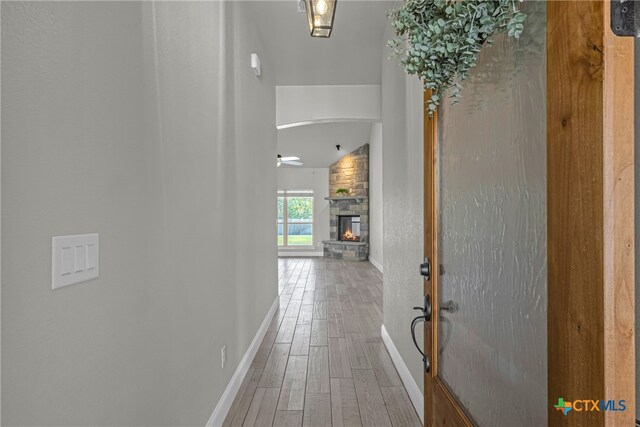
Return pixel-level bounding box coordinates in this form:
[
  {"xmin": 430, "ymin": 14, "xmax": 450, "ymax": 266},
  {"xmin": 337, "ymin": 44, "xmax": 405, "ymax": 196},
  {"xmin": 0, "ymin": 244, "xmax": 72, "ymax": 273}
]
[{"xmin": 388, "ymin": 0, "xmax": 527, "ymax": 114}]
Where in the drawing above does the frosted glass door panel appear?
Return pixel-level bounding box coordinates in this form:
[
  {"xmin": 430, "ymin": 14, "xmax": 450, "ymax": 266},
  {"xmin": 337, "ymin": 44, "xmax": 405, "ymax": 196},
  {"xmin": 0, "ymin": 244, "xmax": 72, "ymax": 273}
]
[{"xmin": 436, "ymin": 3, "xmax": 547, "ymax": 425}]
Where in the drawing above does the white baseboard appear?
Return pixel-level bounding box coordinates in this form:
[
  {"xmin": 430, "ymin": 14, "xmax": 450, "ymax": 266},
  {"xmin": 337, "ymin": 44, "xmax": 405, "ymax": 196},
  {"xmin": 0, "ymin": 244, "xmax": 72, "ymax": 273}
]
[
  {"xmin": 368, "ymin": 256, "xmax": 383, "ymax": 273},
  {"xmin": 380, "ymin": 324, "xmax": 424, "ymax": 423},
  {"xmin": 278, "ymin": 251, "xmax": 323, "ymax": 257},
  {"xmin": 206, "ymin": 296, "xmax": 279, "ymax": 427}
]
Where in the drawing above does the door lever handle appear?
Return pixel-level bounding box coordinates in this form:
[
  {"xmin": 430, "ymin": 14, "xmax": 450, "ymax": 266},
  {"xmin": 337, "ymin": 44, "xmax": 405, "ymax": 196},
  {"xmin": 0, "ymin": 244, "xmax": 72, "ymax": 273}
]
[
  {"xmin": 410, "ymin": 316, "xmax": 429, "ymax": 372},
  {"xmin": 410, "ymin": 294, "xmax": 431, "ymax": 373},
  {"xmin": 413, "ymin": 294, "xmax": 431, "ymax": 321},
  {"xmin": 440, "ymin": 300, "xmax": 459, "ymax": 313}
]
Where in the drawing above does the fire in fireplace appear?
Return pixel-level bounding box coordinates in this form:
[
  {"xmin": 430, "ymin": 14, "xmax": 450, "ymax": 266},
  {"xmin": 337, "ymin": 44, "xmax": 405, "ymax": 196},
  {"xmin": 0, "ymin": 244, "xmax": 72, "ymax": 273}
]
[{"xmin": 338, "ymin": 215, "xmax": 361, "ymax": 242}]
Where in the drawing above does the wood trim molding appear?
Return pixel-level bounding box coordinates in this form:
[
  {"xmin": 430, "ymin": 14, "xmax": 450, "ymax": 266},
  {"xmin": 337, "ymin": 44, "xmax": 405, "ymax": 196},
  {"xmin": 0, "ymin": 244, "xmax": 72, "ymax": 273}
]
[
  {"xmin": 206, "ymin": 297, "xmax": 280, "ymax": 427},
  {"xmin": 423, "ymin": 91, "xmax": 436, "ymax": 426},
  {"xmin": 547, "ymin": 3, "xmax": 605, "ymax": 422},
  {"xmin": 368, "ymin": 256, "xmax": 383, "ymax": 273},
  {"xmin": 278, "ymin": 251, "xmax": 324, "ymax": 257},
  {"xmin": 547, "ymin": 1, "xmax": 634, "ymax": 425},
  {"xmin": 423, "ymin": 91, "xmax": 474, "ymax": 427},
  {"xmin": 602, "ymin": 2, "xmax": 635, "ymax": 424},
  {"xmin": 432, "ymin": 379, "xmax": 473, "ymax": 427},
  {"xmin": 381, "ymin": 325, "xmax": 425, "ymax": 423}
]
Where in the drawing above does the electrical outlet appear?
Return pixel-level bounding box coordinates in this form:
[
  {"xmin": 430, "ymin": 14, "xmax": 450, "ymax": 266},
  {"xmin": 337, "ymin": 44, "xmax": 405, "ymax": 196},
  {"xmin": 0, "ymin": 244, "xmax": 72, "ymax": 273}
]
[{"xmin": 221, "ymin": 345, "xmax": 227, "ymax": 368}]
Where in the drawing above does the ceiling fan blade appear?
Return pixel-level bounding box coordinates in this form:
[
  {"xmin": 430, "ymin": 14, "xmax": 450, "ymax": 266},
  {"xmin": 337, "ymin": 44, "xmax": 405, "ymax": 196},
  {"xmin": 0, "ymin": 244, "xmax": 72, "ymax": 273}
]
[
  {"xmin": 284, "ymin": 160, "xmax": 304, "ymax": 166},
  {"xmin": 280, "ymin": 156, "xmax": 300, "ymax": 161}
]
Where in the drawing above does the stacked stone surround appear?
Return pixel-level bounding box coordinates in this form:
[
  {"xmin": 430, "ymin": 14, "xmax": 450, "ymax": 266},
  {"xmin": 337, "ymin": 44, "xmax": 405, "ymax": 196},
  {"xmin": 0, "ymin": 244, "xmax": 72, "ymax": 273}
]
[
  {"xmin": 328, "ymin": 200, "xmax": 369, "ymax": 242},
  {"xmin": 323, "ymin": 144, "xmax": 369, "ymax": 262},
  {"xmin": 329, "ymin": 144, "xmax": 369, "ymax": 197}
]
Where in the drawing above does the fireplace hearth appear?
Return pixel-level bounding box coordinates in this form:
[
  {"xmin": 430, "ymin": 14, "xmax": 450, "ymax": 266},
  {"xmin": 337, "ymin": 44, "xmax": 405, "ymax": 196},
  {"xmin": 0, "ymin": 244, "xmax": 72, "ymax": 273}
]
[
  {"xmin": 338, "ymin": 215, "xmax": 360, "ymax": 242},
  {"xmin": 322, "ymin": 143, "xmax": 369, "ymax": 261}
]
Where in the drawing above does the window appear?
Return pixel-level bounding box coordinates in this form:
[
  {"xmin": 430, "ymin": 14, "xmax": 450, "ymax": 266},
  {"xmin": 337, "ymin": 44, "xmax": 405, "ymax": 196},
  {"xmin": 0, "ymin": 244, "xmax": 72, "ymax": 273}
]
[{"xmin": 278, "ymin": 190, "xmax": 313, "ymax": 246}]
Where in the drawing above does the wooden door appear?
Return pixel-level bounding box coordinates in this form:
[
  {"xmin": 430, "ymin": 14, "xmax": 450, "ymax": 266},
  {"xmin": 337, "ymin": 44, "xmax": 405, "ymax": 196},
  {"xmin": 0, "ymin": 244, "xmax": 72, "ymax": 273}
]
[{"xmin": 422, "ymin": 1, "xmax": 634, "ymax": 426}]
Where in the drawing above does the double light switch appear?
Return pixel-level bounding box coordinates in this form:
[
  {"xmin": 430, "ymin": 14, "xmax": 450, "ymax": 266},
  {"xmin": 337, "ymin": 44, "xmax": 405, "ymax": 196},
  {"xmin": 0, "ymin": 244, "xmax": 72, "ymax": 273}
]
[{"xmin": 52, "ymin": 234, "xmax": 99, "ymax": 290}]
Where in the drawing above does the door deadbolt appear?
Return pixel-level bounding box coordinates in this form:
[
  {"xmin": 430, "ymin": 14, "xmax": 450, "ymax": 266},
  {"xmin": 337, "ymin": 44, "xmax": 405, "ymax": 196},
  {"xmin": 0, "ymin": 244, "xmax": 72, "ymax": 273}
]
[{"xmin": 419, "ymin": 257, "xmax": 431, "ymax": 280}]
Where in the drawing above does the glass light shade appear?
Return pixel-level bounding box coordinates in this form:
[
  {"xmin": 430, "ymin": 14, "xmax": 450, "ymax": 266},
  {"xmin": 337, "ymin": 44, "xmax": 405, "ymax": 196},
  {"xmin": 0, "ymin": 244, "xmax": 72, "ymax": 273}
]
[{"xmin": 305, "ymin": 0, "xmax": 337, "ymax": 38}]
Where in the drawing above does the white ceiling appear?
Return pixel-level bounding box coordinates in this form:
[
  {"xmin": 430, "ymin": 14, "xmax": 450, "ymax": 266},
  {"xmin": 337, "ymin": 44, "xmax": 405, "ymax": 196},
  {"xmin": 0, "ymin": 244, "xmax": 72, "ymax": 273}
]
[
  {"xmin": 245, "ymin": 1, "xmax": 395, "ymax": 86},
  {"xmin": 277, "ymin": 122, "xmax": 373, "ymax": 168},
  {"xmin": 245, "ymin": 1, "xmax": 392, "ymax": 168}
]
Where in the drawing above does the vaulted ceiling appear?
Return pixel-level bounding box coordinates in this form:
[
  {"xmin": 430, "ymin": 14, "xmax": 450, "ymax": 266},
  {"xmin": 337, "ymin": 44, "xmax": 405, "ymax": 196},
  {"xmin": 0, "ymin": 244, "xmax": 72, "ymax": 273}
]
[
  {"xmin": 277, "ymin": 122, "xmax": 372, "ymax": 168},
  {"xmin": 245, "ymin": 1, "xmax": 395, "ymax": 86},
  {"xmin": 243, "ymin": 1, "xmax": 394, "ymax": 167}
]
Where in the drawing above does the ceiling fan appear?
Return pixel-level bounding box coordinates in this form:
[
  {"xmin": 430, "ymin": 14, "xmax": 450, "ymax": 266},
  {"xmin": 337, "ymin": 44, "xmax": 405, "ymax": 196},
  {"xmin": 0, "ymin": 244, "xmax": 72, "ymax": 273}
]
[{"xmin": 277, "ymin": 154, "xmax": 304, "ymax": 167}]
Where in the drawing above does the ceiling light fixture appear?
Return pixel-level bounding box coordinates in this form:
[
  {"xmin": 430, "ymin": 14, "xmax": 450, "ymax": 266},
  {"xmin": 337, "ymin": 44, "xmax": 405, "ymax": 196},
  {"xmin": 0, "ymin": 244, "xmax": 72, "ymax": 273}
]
[{"xmin": 305, "ymin": 0, "xmax": 337, "ymax": 38}]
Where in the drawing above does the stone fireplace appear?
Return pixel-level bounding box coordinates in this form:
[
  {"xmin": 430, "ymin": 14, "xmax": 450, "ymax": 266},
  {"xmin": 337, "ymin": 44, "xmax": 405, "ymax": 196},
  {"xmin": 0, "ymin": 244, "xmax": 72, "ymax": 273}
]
[{"xmin": 322, "ymin": 144, "xmax": 369, "ymax": 261}]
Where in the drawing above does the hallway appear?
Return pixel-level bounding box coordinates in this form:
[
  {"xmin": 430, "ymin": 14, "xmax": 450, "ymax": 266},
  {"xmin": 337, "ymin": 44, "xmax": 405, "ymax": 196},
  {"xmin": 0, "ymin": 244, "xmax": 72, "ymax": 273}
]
[{"xmin": 223, "ymin": 258, "xmax": 421, "ymax": 426}]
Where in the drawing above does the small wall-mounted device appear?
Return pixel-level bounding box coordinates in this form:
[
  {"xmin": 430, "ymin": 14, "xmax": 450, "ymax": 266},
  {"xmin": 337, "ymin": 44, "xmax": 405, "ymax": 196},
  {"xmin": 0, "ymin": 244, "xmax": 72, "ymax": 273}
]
[
  {"xmin": 336, "ymin": 144, "xmax": 341, "ymax": 151},
  {"xmin": 251, "ymin": 53, "xmax": 261, "ymax": 77}
]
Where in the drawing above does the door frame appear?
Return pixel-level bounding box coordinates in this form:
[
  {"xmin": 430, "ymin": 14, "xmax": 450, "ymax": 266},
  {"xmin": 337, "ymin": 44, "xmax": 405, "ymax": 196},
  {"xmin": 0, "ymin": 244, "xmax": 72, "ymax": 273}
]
[
  {"xmin": 423, "ymin": 92, "xmax": 473, "ymax": 426},
  {"xmin": 422, "ymin": 1, "xmax": 635, "ymax": 425}
]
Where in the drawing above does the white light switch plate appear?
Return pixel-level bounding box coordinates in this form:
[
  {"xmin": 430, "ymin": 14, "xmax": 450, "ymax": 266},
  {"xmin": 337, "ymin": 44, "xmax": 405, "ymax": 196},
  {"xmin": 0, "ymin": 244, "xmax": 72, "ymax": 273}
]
[{"xmin": 52, "ymin": 234, "xmax": 99, "ymax": 290}]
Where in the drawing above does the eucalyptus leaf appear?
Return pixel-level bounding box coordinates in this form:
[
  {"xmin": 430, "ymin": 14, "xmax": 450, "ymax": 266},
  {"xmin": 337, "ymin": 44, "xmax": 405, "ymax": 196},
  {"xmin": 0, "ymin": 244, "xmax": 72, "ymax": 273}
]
[{"xmin": 388, "ymin": 0, "xmax": 527, "ymax": 115}]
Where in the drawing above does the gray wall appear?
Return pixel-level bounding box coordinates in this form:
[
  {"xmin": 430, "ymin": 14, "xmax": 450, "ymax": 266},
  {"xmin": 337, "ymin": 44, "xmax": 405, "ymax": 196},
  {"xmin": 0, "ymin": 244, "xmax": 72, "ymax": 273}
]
[
  {"xmin": 1, "ymin": 2, "xmax": 277, "ymax": 425},
  {"xmin": 369, "ymin": 123, "xmax": 384, "ymax": 271},
  {"xmin": 381, "ymin": 23, "xmax": 425, "ymax": 391}
]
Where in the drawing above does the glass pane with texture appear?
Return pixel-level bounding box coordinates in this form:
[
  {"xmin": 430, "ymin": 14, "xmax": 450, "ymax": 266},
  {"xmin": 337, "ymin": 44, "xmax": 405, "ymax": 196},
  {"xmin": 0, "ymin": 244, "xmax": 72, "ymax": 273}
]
[{"xmin": 436, "ymin": 3, "xmax": 547, "ymax": 425}]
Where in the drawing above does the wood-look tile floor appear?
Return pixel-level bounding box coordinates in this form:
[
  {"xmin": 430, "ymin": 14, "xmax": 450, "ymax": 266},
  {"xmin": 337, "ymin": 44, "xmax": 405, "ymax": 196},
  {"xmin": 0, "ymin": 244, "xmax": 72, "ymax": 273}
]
[{"xmin": 223, "ymin": 258, "xmax": 422, "ymax": 427}]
